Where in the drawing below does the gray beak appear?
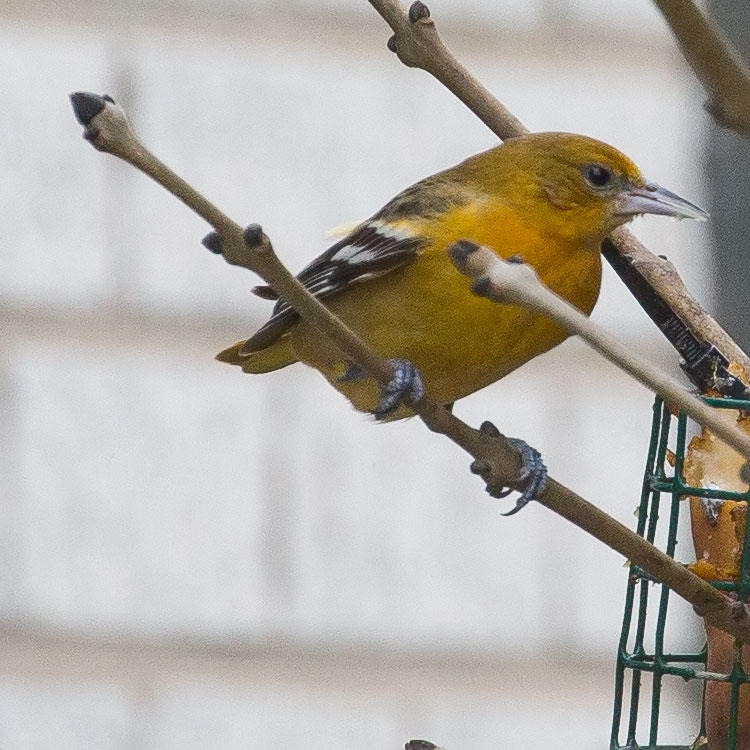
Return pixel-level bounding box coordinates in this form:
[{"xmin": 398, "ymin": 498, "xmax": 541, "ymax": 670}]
[{"xmin": 616, "ymin": 182, "xmax": 708, "ymax": 221}]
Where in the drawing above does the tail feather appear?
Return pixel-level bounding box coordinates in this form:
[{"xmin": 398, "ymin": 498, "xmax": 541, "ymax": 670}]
[{"xmin": 216, "ymin": 338, "xmax": 297, "ymax": 374}]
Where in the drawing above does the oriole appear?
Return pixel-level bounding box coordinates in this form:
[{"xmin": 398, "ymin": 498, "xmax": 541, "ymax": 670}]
[{"xmin": 217, "ymin": 132, "xmax": 705, "ymax": 419}]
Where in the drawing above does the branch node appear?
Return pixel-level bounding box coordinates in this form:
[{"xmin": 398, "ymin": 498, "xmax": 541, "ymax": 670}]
[
  {"xmin": 202, "ymin": 231, "xmax": 224, "ymax": 255},
  {"xmin": 447, "ymin": 239, "xmax": 480, "ymax": 271},
  {"xmin": 243, "ymin": 223, "xmax": 265, "ymax": 248},
  {"xmin": 470, "ymin": 458, "xmax": 490, "ymax": 476},
  {"xmin": 470, "ymin": 275, "xmax": 493, "ymax": 299},
  {"xmin": 479, "ymin": 420, "xmax": 501, "ymax": 438},
  {"xmin": 408, "ymin": 1, "xmax": 431, "ymax": 23},
  {"xmin": 387, "ymin": 34, "xmax": 398, "ymax": 53}
]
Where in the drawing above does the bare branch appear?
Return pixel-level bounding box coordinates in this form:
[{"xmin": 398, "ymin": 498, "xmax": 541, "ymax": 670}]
[
  {"xmin": 70, "ymin": 91, "xmax": 750, "ymax": 644},
  {"xmin": 652, "ymin": 0, "xmax": 750, "ymax": 138},
  {"xmin": 378, "ymin": 0, "xmax": 528, "ymax": 140},
  {"xmin": 69, "ymin": 93, "xmax": 521, "ymax": 483},
  {"xmin": 366, "ymin": 0, "xmax": 750, "ymax": 376},
  {"xmin": 450, "ymin": 241, "xmax": 750, "ymax": 470}
]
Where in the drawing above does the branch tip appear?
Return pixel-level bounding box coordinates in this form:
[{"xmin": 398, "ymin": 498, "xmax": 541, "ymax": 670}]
[
  {"xmin": 202, "ymin": 231, "xmax": 224, "ymax": 255},
  {"xmin": 405, "ymin": 741, "xmax": 439, "ymax": 750},
  {"xmin": 70, "ymin": 91, "xmax": 110, "ymax": 127},
  {"xmin": 69, "ymin": 91, "xmax": 137, "ymax": 155}
]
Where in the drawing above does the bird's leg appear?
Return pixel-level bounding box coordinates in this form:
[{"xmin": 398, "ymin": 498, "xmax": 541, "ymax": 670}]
[
  {"xmin": 501, "ymin": 437, "xmax": 548, "ymax": 514},
  {"xmin": 373, "ymin": 359, "xmax": 426, "ymax": 420},
  {"xmin": 339, "ymin": 359, "xmax": 425, "ymax": 419},
  {"xmin": 470, "ymin": 421, "xmax": 548, "ymax": 514}
]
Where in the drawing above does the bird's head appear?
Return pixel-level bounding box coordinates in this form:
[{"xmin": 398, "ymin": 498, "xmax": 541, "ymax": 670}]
[{"xmin": 494, "ymin": 132, "xmax": 706, "ymax": 244}]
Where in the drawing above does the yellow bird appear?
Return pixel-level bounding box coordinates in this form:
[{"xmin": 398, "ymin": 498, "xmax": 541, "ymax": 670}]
[{"xmin": 218, "ymin": 132, "xmax": 704, "ymax": 423}]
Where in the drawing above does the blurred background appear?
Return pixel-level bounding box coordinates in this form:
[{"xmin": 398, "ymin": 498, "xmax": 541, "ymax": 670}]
[{"xmin": 1, "ymin": 0, "xmax": 748, "ymax": 748}]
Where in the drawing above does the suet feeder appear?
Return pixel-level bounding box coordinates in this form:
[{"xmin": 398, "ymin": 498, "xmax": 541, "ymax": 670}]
[{"xmin": 611, "ymin": 397, "xmax": 750, "ymax": 749}]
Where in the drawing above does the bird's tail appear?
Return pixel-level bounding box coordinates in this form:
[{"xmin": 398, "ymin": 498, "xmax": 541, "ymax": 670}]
[{"xmin": 216, "ymin": 338, "xmax": 298, "ymax": 373}]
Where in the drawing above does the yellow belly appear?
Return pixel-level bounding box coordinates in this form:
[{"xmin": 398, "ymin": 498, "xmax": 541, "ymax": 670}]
[{"xmin": 289, "ymin": 208, "xmax": 602, "ymax": 415}]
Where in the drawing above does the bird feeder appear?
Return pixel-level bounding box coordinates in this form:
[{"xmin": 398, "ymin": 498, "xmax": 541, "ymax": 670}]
[{"xmin": 611, "ymin": 396, "xmax": 750, "ymax": 749}]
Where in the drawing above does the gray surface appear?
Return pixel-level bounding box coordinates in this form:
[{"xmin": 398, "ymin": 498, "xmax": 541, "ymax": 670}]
[{"xmin": 706, "ymin": 0, "xmax": 750, "ymax": 352}]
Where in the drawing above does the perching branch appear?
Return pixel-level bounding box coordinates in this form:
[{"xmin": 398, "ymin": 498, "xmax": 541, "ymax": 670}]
[
  {"xmin": 449, "ymin": 241, "xmax": 750, "ymax": 467},
  {"xmin": 68, "ymin": 93, "xmax": 526, "ymax": 489},
  {"xmin": 70, "ymin": 92, "xmax": 750, "ymax": 644},
  {"xmin": 652, "ymin": 0, "xmax": 750, "ymax": 139},
  {"xmin": 367, "ymin": 0, "xmax": 750, "ymax": 376}
]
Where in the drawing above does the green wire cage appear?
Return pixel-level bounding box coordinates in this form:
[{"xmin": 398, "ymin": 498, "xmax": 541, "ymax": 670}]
[{"xmin": 611, "ymin": 396, "xmax": 750, "ymax": 749}]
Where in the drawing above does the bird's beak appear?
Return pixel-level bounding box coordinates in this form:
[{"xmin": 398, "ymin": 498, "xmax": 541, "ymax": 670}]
[{"xmin": 616, "ymin": 183, "xmax": 708, "ymax": 221}]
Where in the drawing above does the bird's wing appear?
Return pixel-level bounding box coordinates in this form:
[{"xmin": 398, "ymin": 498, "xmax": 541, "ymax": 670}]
[{"xmin": 240, "ymin": 218, "xmax": 429, "ymax": 355}]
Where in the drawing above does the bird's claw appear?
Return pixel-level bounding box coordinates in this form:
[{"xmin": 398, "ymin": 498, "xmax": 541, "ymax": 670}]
[
  {"xmin": 338, "ymin": 359, "xmax": 426, "ymax": 419},
  {"xmin": 374, "ymin": 359, "xmax": 425, "ymax": 420},
  {"xmin": 500, "ymin": 437, "xmax": 548, "ymax": 515},
  {"xmin": 470, "ymin": 426, "xmax": 548, "ymax": 514}
]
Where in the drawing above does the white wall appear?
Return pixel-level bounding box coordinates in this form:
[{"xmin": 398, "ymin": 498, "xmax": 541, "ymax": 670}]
[{"xmin": 0, "ymin": 1, "xmax": 715, "ymax": 748}]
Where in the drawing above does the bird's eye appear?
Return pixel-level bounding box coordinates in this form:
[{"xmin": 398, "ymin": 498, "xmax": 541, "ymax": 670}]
[{"xmin": 584, "ymin": 164, "xmax": 613, "ymax": 189}]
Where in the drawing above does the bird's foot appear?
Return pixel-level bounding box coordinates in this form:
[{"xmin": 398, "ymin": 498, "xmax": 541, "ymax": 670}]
[
  {"xmin": 374, "ymin": 359, "xmax": 425, "ymax": 420},
  {"xmin": 470, "ymin": 421, "xmax": 548, "ymax": 515},
  {"xmin": 340, "ymin": 359, "xmax": 425, "ymax": 420},
  {"xmin": 339, "ymin": 359, "xmax": 425, "ymax": 422}
]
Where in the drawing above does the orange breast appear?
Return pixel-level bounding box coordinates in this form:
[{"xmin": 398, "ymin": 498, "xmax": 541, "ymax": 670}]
[{"xmin": 290, "ymin": 201, "xmax": 603, "ymax": 413}]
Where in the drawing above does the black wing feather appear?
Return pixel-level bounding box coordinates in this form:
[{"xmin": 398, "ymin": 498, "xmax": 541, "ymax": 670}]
[{"xmin": 240, "ymin": 220, "xmax": 428, "ymax": 355}]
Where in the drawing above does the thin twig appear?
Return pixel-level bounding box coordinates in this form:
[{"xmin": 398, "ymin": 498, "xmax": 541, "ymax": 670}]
[
  {"xmin": 449, "ymin": 242, "xmax": 750, "ymax": 467},
  {"xmin": 381, "ymin": 0, "xmax": 528, "ymax": 140},
  {"xmin": 652, "ymin": 0, "xmax": 750, "ymax": 138},
  {"xmin": 367, "ymin": 0, "xmax": 750, "ymax": 376},
  {"xmin": 70, "ymin": 92, "xmax": 750, "ymax": 643}
]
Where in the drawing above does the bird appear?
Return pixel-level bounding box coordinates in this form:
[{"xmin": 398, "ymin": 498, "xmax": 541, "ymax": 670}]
[{"xmin": 217, "ymin": 132, "xmax": 705, "ymax": 421}]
